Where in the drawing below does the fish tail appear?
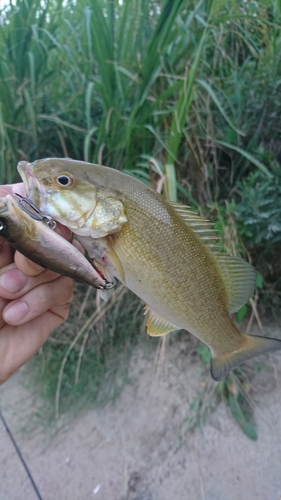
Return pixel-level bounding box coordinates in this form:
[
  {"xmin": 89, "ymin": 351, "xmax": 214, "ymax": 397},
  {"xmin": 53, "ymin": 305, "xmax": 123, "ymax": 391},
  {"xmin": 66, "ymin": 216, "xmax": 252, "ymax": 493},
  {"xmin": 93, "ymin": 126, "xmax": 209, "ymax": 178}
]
[{"xmin": 211, "ymin": 333, "xmax": 281, "ymax": 381}]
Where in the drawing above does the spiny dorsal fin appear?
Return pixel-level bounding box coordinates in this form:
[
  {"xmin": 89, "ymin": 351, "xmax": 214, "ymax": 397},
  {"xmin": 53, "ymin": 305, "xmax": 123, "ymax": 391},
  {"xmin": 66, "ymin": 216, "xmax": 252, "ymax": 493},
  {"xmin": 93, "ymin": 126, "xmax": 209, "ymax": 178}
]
[
  {"xmin": 216, "ymin": 254, "xmax": 256, "ymax": 313},
  {"xmin": 170, "ymin": 202, "xmax": 256, "ymax": 312},
  {"xmin": 170, "ymin": 202, "xmax": 222, "ymax": 252},
  {"xmin": 144, "ymin": 306, "xmax": 179, "ymax": 336}
]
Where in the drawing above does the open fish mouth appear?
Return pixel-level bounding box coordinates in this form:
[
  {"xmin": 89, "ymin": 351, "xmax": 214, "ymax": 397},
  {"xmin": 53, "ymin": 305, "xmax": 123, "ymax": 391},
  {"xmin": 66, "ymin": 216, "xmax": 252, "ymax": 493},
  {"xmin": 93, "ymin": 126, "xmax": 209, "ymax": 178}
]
[{"xmin": 17, "ymin": 161, "xmax": 45, "ymax": 210}]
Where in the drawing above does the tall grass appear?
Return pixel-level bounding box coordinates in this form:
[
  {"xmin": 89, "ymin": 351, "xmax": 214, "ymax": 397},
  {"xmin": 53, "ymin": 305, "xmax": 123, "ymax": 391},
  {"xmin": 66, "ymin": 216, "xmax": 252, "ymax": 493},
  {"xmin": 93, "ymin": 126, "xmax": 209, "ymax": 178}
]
[{"xmin": 1, "ymin": 0, "xmax": 280, "ymax": 190}]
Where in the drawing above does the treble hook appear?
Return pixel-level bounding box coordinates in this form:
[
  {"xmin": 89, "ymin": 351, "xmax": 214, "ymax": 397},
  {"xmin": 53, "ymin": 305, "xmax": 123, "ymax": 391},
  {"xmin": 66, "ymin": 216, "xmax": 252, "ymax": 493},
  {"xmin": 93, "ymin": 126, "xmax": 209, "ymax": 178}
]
[{"xmin": 15, "ymin": 193, "xmax": 57, "ymax": 230}]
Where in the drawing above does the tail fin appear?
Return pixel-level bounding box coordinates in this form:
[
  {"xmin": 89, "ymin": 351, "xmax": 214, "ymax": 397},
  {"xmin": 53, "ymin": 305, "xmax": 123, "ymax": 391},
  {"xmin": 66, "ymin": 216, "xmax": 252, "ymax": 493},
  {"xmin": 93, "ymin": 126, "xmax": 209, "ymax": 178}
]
[{"xmin": 211, "ymin": 333, "xmax": 281, "ymax": 381}]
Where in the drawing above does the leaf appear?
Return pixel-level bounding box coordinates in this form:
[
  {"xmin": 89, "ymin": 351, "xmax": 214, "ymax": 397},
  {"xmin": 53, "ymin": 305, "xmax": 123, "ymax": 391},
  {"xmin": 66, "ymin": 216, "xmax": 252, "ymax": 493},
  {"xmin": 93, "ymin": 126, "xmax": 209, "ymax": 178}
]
[
  {"xmin": 228, "ymin": 394, "xmax": 258, "ymax": 441},
  {"xmin": 197, "ymin": 344, "xmax": 211, "ymax": 364},
  {"xmin": 85, "ymin": 81, "xmax": 95, "ymax": 131},
  {"xmin": 84, "ymin": 126, "xmax": 97, "ymax": 163},
  {"xmin": 115, "ymin": 64, "xmax": 137, "ymax": 81},
  {"xmin": 145, "ymin": 125, "xmax": 176, "ymax": 160},
  {"xmin": 217, "ymin": 141, "xmax": 273, "ymax": 179},
  {"xmin": 164, "ymin": 163, "xmax": 177, "ymax": 201},
  {"xmin": 236, "ymin": 305, "xmax": 248, "ymax": 322},
  {"xmin": 256, "ymin": 274, "xmax": 263, "ymax": 289},
  {"xmin": 197, "ymin": 79, "xmax": 244, "ymax": 136}
]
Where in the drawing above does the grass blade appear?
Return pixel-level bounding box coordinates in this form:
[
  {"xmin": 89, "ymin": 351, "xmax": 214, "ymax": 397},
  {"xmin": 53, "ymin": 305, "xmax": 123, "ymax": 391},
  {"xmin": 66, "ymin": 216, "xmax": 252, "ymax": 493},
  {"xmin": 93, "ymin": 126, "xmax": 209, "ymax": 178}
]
[{"xmin": 217, "ymin": 140, "xmax": 273, "ymax": 179}]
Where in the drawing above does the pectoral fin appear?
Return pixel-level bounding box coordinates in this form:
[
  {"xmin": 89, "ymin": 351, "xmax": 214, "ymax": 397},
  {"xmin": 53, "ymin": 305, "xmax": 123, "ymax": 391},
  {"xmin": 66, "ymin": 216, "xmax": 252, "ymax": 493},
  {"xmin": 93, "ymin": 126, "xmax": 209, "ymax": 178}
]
[
  {"xmin": 144, "ymin": 307, "xmax": 179, "ymax": 336},
  {"xmin": 107, "ymin": 247, "xmax": 125, "ymax": 283},
  {"xmin": 211, "ymin": 332, "xmax": 281, "ymax": 381}
]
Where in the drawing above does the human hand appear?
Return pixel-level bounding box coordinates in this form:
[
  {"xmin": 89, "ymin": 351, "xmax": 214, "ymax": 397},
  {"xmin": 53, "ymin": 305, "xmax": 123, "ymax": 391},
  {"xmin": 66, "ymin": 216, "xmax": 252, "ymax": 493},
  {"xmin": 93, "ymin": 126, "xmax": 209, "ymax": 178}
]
[{"xmin": 0, "ymin": 183, "xmax": 74, "ymax": 384}]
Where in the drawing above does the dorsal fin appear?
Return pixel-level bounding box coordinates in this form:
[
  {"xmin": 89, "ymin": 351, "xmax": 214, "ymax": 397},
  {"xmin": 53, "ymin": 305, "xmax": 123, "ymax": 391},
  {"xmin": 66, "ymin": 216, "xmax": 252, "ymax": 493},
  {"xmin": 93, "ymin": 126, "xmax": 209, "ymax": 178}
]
[
  {"xmin": 216, "ymin": 254, "xmax": 256, "ymax": 313},
  {"xmin": 170, "ymin": 202, "xmax": 256, "ymax": 312},
  {"xmin": 170, "ymin": 202, "xmax": 221, "ymax": 252}
]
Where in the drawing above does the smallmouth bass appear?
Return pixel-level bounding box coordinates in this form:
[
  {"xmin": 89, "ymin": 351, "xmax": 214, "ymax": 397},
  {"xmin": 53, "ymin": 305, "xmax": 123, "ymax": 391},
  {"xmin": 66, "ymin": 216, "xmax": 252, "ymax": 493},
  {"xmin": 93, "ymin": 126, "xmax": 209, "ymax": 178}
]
[
  {"xmin": 0, "ymin": 194, "xmax": 113, "ymax": 291},
  {"xmin": 18, "ymin": 158, "xmax": 281, "ymax": 380}
]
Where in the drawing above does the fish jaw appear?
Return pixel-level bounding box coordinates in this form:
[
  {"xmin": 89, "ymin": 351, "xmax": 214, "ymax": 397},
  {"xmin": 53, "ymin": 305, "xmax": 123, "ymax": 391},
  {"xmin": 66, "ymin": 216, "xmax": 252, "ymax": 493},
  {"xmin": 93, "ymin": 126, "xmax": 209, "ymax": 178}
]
[
  {"xmin": 18, "ymin": 160, "xmax": 96, "ymax": 232},
  {"xmin": 17, "ymin": 159, "xmax": 128, "ymax": 238},
  {"xmin": 17, "ymin": 161, "xmax": 44, "ymax": 209}
]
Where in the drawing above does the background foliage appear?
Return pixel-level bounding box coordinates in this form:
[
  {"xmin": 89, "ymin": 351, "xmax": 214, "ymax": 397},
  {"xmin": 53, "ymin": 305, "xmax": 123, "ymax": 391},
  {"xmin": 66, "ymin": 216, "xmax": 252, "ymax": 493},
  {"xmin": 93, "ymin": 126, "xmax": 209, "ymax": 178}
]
[{"xmin": 0, "ymin": 0, "xmax": 280, "ymax": 430}]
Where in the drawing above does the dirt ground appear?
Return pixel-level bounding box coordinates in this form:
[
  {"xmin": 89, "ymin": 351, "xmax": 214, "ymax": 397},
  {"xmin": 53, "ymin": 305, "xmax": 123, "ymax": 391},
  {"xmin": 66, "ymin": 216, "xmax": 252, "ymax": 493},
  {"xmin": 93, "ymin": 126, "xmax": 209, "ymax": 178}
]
[{"xmin": 1, "ymin": 324, "xmax": 281, "ymax": 500}]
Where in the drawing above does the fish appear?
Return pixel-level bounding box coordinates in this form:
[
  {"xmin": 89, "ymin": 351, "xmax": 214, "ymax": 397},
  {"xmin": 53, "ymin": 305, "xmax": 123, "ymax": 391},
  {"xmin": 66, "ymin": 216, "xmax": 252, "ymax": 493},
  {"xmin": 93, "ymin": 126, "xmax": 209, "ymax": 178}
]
[
  {"xmin": 0, "ymin": 194, "xmax": 115, "ymax": 291},
  {"xmin": 17, "ymin": 157, "xmax": 281, "ymax": 380}
]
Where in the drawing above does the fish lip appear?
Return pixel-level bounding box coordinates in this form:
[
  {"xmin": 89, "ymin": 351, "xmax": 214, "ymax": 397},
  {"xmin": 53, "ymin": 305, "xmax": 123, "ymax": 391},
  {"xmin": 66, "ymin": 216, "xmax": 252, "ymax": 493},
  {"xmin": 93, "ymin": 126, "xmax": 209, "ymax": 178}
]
[
  {"xmin": 17, "ymin": 161, "xmax": 45, "ymax": 209},
  {"xmin": 17, "ymin": 162, "xmax": 34, "ymax": 197}
]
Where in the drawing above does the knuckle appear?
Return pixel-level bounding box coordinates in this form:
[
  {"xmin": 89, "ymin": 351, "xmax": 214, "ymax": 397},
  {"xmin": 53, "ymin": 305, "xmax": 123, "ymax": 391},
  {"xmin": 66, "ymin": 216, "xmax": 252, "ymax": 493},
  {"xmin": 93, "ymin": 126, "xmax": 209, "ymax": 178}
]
[{"xmin": 15, "ymin": 252, "xmax": 45, "ymax": 276}]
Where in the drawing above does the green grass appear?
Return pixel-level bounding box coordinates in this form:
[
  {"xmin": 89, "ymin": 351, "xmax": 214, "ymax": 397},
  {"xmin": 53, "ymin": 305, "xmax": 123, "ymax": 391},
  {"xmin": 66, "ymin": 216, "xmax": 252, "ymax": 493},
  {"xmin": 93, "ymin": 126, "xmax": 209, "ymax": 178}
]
[{"xmin": 1, "ymin": 0, "xmax": 280, "ymax": 189}]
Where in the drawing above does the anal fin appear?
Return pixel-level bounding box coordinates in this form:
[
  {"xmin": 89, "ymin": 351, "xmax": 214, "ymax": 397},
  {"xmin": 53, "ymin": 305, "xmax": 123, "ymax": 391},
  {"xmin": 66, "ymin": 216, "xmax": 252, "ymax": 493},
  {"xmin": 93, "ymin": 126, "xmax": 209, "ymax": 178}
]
[{"xmin": 144, "ymin": 306, "xmax": 179, "ymax": 336}]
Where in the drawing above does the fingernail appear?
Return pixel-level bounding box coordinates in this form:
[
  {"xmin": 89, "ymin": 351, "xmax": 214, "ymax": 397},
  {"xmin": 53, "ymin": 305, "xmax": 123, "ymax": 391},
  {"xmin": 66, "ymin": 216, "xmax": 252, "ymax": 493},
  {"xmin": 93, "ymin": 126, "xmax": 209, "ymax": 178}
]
[
  {"xmin": 4, "ymin": 302, "xmax": 29, "ymax": 322},
  {"xmin": 0, "ymin": 269, "xmax": 27, "ymax": 293}
]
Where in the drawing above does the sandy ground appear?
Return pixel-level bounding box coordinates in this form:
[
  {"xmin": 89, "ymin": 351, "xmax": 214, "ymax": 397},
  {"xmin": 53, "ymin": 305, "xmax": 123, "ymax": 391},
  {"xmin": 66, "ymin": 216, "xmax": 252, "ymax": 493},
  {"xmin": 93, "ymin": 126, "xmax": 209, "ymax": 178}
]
[{"xmin": 1, "ymin": 324, "xmax": 281, "ymax": 500}]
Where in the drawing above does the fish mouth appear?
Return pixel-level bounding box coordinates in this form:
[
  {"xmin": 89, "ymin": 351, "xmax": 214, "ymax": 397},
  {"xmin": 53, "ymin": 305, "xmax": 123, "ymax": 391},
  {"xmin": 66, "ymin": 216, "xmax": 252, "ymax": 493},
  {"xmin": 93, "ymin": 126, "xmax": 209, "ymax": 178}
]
[
  {"xmin": 0, "ymin": 197, "xmax": 8, "ymax": 214},
  {"xmin": 17, "ymin": 161, "xmax": 45, "ymax": 210}
]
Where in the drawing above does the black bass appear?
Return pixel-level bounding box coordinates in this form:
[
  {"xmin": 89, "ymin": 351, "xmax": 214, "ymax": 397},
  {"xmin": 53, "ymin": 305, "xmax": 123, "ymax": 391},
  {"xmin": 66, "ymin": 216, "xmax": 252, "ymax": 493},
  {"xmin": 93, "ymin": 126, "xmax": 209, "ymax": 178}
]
[
  {"xmin": 18, "ymin": 158, "xmax": 281, "ymax": 380},
  {"xmin": 0, "ymin": 194, "xmax": 113, "ymax": 291}
]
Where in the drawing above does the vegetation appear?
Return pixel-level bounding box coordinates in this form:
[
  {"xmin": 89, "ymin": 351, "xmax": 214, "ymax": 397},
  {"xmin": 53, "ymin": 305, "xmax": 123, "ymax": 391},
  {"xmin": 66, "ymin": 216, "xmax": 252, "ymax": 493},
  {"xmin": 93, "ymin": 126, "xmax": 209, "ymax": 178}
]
[{"xmin": 0, "ymin": 0, "xmax": 280, "ymax": 435}]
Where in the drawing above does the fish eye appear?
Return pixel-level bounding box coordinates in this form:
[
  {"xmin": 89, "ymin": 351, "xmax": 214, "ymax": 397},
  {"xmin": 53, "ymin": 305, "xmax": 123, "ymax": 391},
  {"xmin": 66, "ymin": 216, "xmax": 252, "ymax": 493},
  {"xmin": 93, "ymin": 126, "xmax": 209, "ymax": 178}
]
[{"xmin": 56, "ymin": 173, "xmax": 73, "ymax": 187}]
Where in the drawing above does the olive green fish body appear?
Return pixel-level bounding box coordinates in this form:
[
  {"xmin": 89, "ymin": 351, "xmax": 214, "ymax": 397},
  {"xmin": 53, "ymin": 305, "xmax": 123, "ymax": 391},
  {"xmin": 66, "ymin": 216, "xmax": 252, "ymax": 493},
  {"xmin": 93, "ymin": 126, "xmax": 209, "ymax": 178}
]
[
  {"xmin": 18, "ymin": 159, "xmax": 281, "ymax": 380},
  {"xmin": 110, "ymin": 197, "xmax": 236, "ymax": 347},
  {"xmin": 70, "ymin": 174, "xmax": 247, "ymax": 351}
]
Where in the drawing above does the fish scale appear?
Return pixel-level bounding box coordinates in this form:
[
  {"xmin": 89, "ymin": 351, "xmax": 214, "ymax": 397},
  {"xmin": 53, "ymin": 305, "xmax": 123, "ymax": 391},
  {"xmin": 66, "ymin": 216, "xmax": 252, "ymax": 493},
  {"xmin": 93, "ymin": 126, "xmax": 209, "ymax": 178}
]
[{"xmin": 17, "ymin": 158, "xmax": 281, "ymax": 380}]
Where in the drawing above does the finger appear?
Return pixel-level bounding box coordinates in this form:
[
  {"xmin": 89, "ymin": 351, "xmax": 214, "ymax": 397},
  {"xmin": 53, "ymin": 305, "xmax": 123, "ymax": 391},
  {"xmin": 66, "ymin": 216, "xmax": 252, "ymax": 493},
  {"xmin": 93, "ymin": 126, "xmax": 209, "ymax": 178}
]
[
  {"xmin": 2, "ymin": 275, "xmax": 73, "ymax": 325},
  {"xmin": 0, "ymin": 263, "xmax": 61, "ymax": 300},
  {"xmin": 12, "ymin": 237, "xmax": 84, "ymax": 279},
  {"xmin": 55, "ymin": 223, "xmax": 72, "ymax": 240},
  {"xmin": 0, "ymin": 297, "xmax": 9, "ymax": 329},
  {"xmin": 0, "ymin": 240, "xmax": 14, "ymax": 268},
  {"xmin": 0, "ymin": 240, "xmax": 83, "ymax": 300},
  {"xmin": 72, "ymin": 239, "xmax": 85, "ymax": 254},
  {"xmin": 11, "ymin": 183, "xmax": 25, "ymax": 197},
  {"xmin": 0, "ymin": 183, "xmax": 25, "ymax": 198},
  {"xmin": 2, "ymin": 309, "xmax": 69, "ymax": 383},
  {"xmin": 0, "ymin": 241, "xmax": 14, "ymax": 327},
  {"xmin": 0, "ymin": 306, "xmax": 70, "ymax": 384},
  {"xmin": 0, "ymin": 277, "xmax": 73, "ymax": 383},
  {"xmin": 14, "ymin": 252, "xmax": 46, "ymax": 276}
]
